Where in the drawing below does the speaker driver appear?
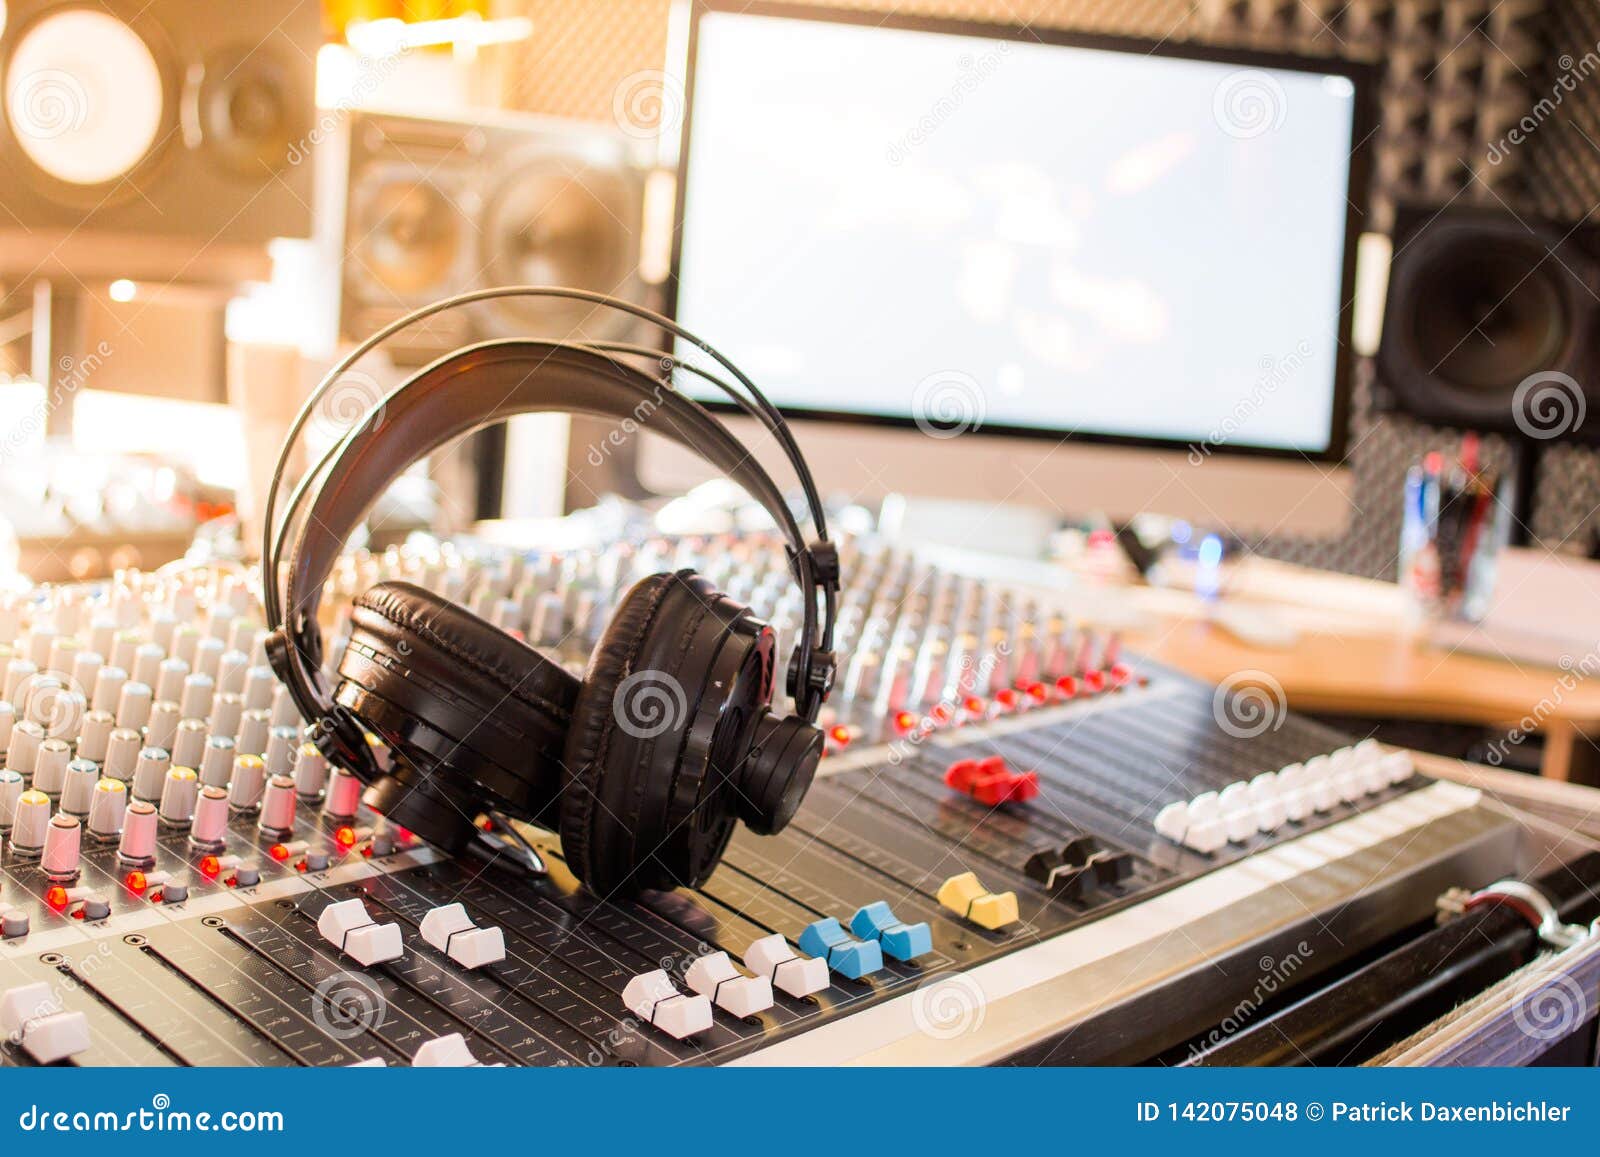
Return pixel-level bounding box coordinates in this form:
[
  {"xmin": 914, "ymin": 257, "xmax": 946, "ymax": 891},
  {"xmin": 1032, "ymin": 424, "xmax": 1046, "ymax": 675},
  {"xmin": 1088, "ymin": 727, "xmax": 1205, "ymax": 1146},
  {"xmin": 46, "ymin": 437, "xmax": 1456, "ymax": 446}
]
[
  {"xmin": 3, "ymin": 8, "xmax": 166, "ymax": 189},
  {"xmin": 478, "ymin": 156, "xmax": 642, "ymax": 339},
  {"xmin": 1377, "ymin": 210, "xmax": 1600, "ymax": 436},
  {"xmin": 185, "ymin": 43, "xmax": 305, "ymax": 174},
  {"xmin": 352, "ymin": 176, "xmax": 468, "ymax": 300}
]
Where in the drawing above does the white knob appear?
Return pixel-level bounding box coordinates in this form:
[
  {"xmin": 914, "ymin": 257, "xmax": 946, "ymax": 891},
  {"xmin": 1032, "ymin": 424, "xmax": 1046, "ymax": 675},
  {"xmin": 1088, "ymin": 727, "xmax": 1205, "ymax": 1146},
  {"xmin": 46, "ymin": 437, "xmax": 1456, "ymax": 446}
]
[
  {"xmin": 76, "ymin": 710, "xmax": 114, "ymax": 762},
  {"xmin": 158, "ymin": 766, "xmax": 199, "ymax": 826},
  {"xmin": 60, "ymin": 759, "xmax": 98, "ymax": 817},
  {"xmin": 31, "ymin": 738, "xmax": 71, "ymax": 796},
  {"xmin": 271, "ymin": 684, "xmax": 300, "ymax": 728},
  {"xmin": 42, "ymin": 813, "xmax": 81, "ymax": 879},
  {"xmin": 189, "ymin": 786, "xmax": 229, "ymax": 849},
  {"xmin": 293, "ymin": 743, "xmax": 327, "ymax": 800},
  {"xmin": 117, "ymin": 800, "xmax": 159, "ymax": 864},
  {"xmin": 419, "ymin": 903, "xmax": 504, "ymax": 969},
  {"xmin": 621, "ymin": 969, "xmax": 711, "ymax": 1040},
  {"xmin": 131, "ymin": 643, "xmax": 164, "ymax": 688},
  {"xmin": 132, "ymin": 746, "xmax": 172, "ymax": 802},
  {"xmin": 324, "ymin": 766, "xmax": 362, "ymax": 819},
  {"xmin": 87, "ymin": 778, "xmax": 127, "ymax": 838},
  {"xmin": 259, "ymin": 774, "xmax": 296, "ymax": 834},
  {"xmin": 317, "ymin": 898, "xmax": 403, "ymax": 966},
  {"xmin": 194, "ymin": 636, "xmax": 225, "ymax": 679},
  {"xmin": 5, "ymin": 719, "xmax": 43, "ymax": 776},
  {"xmin": 199, "ymin": 736, "xmax": 235, "ymax": 788},
  {"xmin": 115, "ymin": 681, "xmax": 152, "ymax": 731},
  {"xmin": 743, "ymin": 933, "xmax": 829, "ymax": 999},
  {"xmin": 0, "ymin": 769, "xmax": 22, "ymax": 828},
  {"xmin": 154, "ymin": 658, "xmax": 189, "ymax": 704},
  {"xmin": 265, "ymin": 725, "xmax": 297, "ymax": 778},
  {"xmin": 244, "ymin": 668, "xmax": 275, "ymax": 712},
  {"xmin": 179, "ymin": 673, "xmax": 214, "ymax": 721},
  {"xmin": 210, "ymin": 693, "xmax": 244, "ymax": 739},
  {"xmin": 3, "ymin": 657, "xmax": 36, "ymax": 702},
  {"xmin": 0, "ymin": 700, "xmax": 13, "ymax": 754},
  {"xmin": 237, "ymin": 709, "xmax": 270, "ymax": 756},
  {"xmin": 217, "ymin": 650, "xmax": 249, "ymax": 696},
  {"xmin": 9, "ymin": 789, "xmax": 51, "ymax": 855},
  {"xmin": 146, "ymin": 701, "xmax": 180, "ymax": 751},
  {"xmin": 171, "ymin": 718, "xmax": 208, "ymax": 770},
  {"xmin": 91, "ymin": 665, "xmax": 127, "ymax": 714},
  {"xmin": 228, "ymin": 754, "xmax": 266, "ymax": 812},
  {"xmin": 685, "ymin": 951, "xmax": 772, "ymax": 1017},
  {"xmin": 103, "ymin": 728, "xmax": 143, "ymax": 782}
]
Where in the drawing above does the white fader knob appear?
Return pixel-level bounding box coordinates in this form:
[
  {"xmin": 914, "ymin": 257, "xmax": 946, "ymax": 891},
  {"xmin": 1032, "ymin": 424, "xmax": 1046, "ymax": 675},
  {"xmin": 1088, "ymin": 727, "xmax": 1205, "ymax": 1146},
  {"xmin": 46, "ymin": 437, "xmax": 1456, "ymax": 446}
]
[
  {"xmin": 744, "ymin": 933, "xmax": 830, "ymax": 999},
  {"xmin": 621, "ymin": 970, "xmax": 712, "ymax": 1040},
  {"xmin": 419, "ymin": 903, "xmax": 505, "ymax": 969},
  {"xmin": 87, "ymin": 778, "xmax": 127, "ymax": 839},
  {"xmin": 685, "ymin": 951, "xmax": 773, "ymax": 1018},
  {"xmin": 412, "ymin": 1033, "xmax": 480, "ymax": 1067},
  {"xmin": 317, "ymin": 898, "xmax": 403, "ymax": 966},
  {"xmin": 0, "ymin": 981, "xmax": 91, "ymax": 1064}
]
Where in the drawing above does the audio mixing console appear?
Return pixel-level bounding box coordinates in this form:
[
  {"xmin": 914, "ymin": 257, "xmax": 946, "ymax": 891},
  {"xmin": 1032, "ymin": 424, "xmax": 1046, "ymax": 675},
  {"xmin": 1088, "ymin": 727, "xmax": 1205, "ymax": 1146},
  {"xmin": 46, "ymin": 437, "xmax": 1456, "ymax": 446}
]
[{"xmin": 0, "ymin": 535, "xmax": 1522, "ymax": 1066}]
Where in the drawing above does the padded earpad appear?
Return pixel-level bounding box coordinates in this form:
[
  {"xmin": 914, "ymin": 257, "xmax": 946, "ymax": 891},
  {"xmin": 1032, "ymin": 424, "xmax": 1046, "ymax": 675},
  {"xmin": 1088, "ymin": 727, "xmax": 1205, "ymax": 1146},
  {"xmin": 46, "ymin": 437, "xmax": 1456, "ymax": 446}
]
[
  {"xmin": 352, "ymin": 582, "xmax": 577, "ymax": 724},
  {"xmin": 559, "ymin": 571, "xmax": 686, "ymax": 892}
]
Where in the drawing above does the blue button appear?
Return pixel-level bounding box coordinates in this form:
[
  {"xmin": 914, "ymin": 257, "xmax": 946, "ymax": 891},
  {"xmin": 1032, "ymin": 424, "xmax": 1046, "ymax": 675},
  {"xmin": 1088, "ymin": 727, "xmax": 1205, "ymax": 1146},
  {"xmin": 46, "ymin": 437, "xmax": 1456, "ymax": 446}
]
[{"xmin": 850, "ymin": 901, "xmax": 933, "ymax": 962}]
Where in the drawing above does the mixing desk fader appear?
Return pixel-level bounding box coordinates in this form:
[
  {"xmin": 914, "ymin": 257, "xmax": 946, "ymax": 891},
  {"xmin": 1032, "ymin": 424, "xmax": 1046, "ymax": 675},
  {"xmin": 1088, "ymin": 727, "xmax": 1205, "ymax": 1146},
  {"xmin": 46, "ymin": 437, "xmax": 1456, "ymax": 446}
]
[{"xmin": 0, "ymin": 537, "xmax": 1521, "ymax": 1066}]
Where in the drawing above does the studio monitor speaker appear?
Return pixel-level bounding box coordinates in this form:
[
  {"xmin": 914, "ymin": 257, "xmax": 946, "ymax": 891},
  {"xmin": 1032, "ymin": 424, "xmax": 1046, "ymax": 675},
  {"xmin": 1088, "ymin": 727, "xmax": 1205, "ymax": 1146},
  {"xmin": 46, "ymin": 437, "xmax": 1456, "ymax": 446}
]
[
  {"xmin": 0, "ymin": 0, "xmax": 319, "ymax": 247},
  {"xmin": 1377, "ymin": 204, "xmax": 1600, "ymax": 442},
  {"xmin": 337, "ymin": 109, "xmax": 650, "ymax": 365}
]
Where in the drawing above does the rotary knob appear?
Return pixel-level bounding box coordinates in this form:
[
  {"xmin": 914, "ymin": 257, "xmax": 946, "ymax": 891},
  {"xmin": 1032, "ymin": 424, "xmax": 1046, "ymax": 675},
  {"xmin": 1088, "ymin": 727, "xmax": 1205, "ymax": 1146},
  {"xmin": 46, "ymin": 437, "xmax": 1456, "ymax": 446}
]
[
  {"xmin": 9, "ymin": 789, "xmax": 50, "ymax": 856},
  {"xmin": 158, "ymin": 766, "xmax": 200, "ymax": 827},
  {"xmin": 323, "ymin": 766, "xmax": 362, "ymax": 820},
  {"xmin": 117, "ymin": 800, "xmax": 159, "ymax": 865},
  {"xmin": 87, "ymin": 778, "xmax": 127, "ymax": 839},
  {"xmin": 171, "ymin": 718, "xmax": 208, "ymax": 771},
  {"xmin": 199, "ymin": 736, "xmax": 235, "ymax": 788},
  {"xmin": 115, "ymin": 681, "xmax": 152, "ymax": 732},
  {"xmin": 228, "ymin": 754, "xmax": 266, "ymax": 813},
  {"xmin": 132, "ymin": 746, "xmax": 172, "ymax": 802},
  {"xmin": 42, "ymin": 813, "xmax": 81, "ymax": 880},
  {"xmin": 60, "ymin": 759, "xmax": 99, "ymax": 818},
  {"xmin": 146, "ymin": 701, "xmax": 180, "ymax": 751},
  {"xmin": 31, "ymin": 739, "xmax": 71, "ymax": 797},
  {"xmin": 188, "ymin": 786, "xmax": 230, "ymax": 851},
  {"xmin": 76, "ymin": 710, "xmax": 115, "ymax": 763},
  {"xmin": 258, "ymin": 774, "xmax": 296, "ymax": 836}
]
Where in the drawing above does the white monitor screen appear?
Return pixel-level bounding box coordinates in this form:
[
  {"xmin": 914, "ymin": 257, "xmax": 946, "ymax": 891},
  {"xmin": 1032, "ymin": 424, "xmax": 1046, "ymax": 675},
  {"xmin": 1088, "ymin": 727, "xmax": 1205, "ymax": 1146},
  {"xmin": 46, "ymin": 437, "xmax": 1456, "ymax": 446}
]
[{"xmin": 671, "ymin": 8, "xmax": 1362, "ymax": 456}]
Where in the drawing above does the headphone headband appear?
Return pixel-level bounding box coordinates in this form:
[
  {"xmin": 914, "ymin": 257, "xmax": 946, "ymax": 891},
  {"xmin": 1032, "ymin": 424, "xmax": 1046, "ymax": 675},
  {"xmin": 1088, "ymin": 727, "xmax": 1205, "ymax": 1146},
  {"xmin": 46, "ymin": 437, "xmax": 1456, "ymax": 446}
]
[{"xmin": 263, "ymin": 291, "xmax": 840, "ymax": 771}]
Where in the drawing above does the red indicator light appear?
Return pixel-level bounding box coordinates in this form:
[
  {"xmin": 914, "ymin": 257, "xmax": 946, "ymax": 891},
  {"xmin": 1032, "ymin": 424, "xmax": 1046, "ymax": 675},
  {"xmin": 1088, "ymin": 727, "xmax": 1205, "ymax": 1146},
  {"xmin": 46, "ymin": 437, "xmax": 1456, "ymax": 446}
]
[
  {"xmin": 45, "ymin": 886, "xmax": 69, "ymax": 910},
  {"xmin": 335, "ymin": 825, "xmax": 358, "ymax": 849},
  {"xmin": 964, "ymin": 696, "xmax": 985, "ymax": 715},
  {"xmin": 893, "ymin": 711, "xmax": 918, "ymax": 733},
  {"xmin": 1085, "ymin": 670, "xmax": 1106, "ymax": 693},
  {"xmin": 268, "ymin": 844, "xmax": 290, "ymax": 862},
  {"xmin": 930, "ymin": 703, "xmax": 953, "ymax": 724},
  {"xmin": 995, "ymin": 688, "xmax": 1018, "ymax": 710},
  {"xmin": 828, "ymin": 725, "xmax": 852, "ymax": 746},
  {"xmin": 198, "ymin": 855, "xmax": 220, "ymax": 878},
  {"xmin": 1055, "ymin": 676, "xmax": 1077, "ymax": 697},
  {"xmin": 1026, "ymin": 682, "xmax": 1049, "ymax": 702},
  {"xmin": 125, "ymin": 871, "xmax": 148, "ymax": 893}
]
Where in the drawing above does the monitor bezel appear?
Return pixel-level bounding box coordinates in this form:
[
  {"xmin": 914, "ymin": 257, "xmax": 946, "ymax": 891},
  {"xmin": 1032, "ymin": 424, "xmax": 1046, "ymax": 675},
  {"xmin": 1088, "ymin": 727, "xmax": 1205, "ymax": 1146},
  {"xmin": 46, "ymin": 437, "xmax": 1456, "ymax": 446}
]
[{"xmin": 666, "ymin": 0, "xmax": 1376, "ymax": 465}]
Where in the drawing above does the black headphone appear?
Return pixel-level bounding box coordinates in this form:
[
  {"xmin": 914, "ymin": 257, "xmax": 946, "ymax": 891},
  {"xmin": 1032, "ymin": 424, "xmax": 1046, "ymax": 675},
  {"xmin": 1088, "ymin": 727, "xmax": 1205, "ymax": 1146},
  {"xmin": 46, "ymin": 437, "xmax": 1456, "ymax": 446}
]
[{"xmin": 262, "ymin": 287, "xmax": 840, "ymax": 896}]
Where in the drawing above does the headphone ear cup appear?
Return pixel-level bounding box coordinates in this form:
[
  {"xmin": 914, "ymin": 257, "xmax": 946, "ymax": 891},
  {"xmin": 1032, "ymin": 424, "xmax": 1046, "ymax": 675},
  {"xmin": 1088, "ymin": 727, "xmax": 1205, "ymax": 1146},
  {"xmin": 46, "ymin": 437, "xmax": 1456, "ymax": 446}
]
[
  {"xmin": 559, "ymin": 571, "xmax": 683, "ymax": 892},
  {"xmin": 338, "ymin": 581, "xmax": 579, "ymax": 850}
]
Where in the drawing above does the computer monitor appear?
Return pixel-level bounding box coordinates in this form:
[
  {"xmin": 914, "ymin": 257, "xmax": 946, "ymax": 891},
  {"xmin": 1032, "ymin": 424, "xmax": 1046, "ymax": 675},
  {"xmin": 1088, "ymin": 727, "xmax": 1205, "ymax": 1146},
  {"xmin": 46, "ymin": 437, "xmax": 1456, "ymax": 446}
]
[{"xmin": 643, "ymin": 1, "xmax": 1373, "ymax": 539}]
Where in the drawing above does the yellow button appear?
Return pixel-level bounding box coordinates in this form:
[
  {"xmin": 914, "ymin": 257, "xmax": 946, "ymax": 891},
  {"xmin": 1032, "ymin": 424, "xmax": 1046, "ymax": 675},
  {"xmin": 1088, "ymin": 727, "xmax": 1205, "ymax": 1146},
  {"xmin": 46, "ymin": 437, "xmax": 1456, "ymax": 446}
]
[{"xmin": 937, "ymin": 872, "xmax": 1019, "ymax": 930}]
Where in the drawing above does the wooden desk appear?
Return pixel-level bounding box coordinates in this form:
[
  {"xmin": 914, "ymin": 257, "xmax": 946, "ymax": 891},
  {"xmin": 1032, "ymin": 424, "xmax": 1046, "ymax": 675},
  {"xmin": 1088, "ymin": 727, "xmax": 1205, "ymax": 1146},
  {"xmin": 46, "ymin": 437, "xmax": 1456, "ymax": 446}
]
[{"xmin": 1094, "ymin": 557, "xmax": 1600, "ymax": 781}]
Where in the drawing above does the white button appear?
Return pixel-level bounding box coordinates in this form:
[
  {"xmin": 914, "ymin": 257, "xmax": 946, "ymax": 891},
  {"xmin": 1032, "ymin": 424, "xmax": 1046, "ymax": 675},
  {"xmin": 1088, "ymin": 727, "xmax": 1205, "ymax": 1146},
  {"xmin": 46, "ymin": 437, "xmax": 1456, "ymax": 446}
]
[
  {"xmin": 622, "ymin": 970, "xmax": 711, "ymax": 1040},
  {"xmin": 412, "ymin": 1032, "xmax": 479, "ymax": 1067},
  {"xmin": 317, "ymin": 898, "xmax": 403, "ymax": 967},
  {"xmin": 418, "ymin": 903, "xmax": 505, "ymax": 969},
  {"xmin": 685, "ymin": 951, "xmax": 773, "ymax": 1018},
  {"xmin": 743, "ymin": 933, "xmax": 830, "ymax": 998}
]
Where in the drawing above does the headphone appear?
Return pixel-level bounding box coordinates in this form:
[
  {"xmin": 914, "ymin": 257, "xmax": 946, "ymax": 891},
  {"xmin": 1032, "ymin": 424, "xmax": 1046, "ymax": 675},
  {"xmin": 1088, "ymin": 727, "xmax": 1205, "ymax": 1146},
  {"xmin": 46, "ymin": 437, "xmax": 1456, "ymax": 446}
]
[{"xmin": 262, "ymin": 287, "xmax": 840, "ymax": 896}]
